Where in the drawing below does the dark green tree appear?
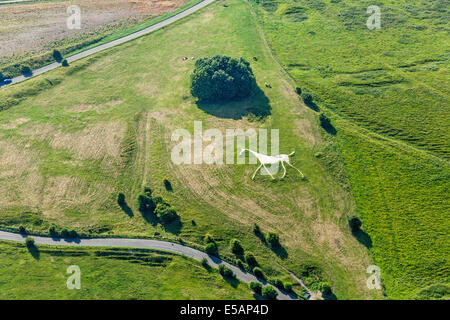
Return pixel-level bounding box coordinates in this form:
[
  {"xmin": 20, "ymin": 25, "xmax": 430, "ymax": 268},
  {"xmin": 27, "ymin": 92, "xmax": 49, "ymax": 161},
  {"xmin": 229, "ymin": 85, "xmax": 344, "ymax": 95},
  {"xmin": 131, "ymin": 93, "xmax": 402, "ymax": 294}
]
[
  {"xmin": 190, "ymin": 55, "xmax": 256, "ymax": 102},
  {"xmin": 52, "ymin": 50, "xmax": 63, "ymax": 62},
  {"xmin": 230, "ymin": 239, "xmax": 244, "ymax": 255},
  {"xmin": 262, "ymin": 285, "xmax": 278, "ymax": 300},
  {"xmin": 265, "ymin": 232, "xmax": 280, "ymax": 247}
]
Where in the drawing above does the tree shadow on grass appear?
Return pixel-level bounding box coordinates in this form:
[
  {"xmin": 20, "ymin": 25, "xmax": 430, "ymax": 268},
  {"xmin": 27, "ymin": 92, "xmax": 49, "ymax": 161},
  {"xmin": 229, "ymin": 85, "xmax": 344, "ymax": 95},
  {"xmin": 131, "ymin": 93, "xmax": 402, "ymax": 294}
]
[
  {"xmin": 254, "ymin": 231, "xmax": 267, "ymax": 245},
  {"xmin": 304, "ymin": 99, "xmax": 320, "ymax": 112},
  {"xmin": 323, "ymin": 124, "xmax": 337, "ymax": 136},
  {"xmin": 349, "ymin": 217, "xmax": 372, "ymax": 249},
  {"xmin": 27, "ymin": 245, "xmax": 40, "ymax": 260},
  {"xmin": 119, "ymin": 201, "xmax": 134, "ymax": 218},
  {"xmin": 163, "ymin": 218, "xmax": 183, "ymax": 236},
  {"xmin": 222, "ymin": 275, "xmax": 240, "ymax": 288},
  {"xmin": 352, "ymin": 229, "xmax": 372, "ymax": 249},
  {"xmin": 322, "ymin": 292, "xmax": 338, "ymax": 300},
  {"xmin": 140, "ymin": 210, "xmax": 158, "ymax": 226},
  {"xmin": 196, "ymin": 85, "xmax": 271, "ymax": 120},
  {"xmin": 270, "ymin": 244, "xmax": 288, "ymax": 260}
]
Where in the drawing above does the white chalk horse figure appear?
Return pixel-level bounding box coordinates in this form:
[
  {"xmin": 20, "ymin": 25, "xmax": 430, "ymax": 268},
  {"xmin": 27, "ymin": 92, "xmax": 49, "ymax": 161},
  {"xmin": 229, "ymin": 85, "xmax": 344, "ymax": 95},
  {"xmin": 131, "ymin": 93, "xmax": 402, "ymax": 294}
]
[{"xmin": 239, "ymin": 148, "xmax": 304, "ymax": 180}]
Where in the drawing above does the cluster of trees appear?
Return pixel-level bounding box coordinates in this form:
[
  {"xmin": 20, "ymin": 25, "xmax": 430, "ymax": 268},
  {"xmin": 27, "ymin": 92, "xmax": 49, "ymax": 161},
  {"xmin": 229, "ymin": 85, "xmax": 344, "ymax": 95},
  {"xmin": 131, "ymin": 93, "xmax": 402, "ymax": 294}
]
[
  {"xmin": 253, "ymin": 223, "xmax": 280, "ymax": 247},
  {"xmin": 218, "ymin": 264, "xmax": 236, "ymax": 279},
  {"xmin": 53, "ymin": 50, "xmax": 69, "ymax": 66},
  {"xmin": 204, "ymin": 233, "xmax": 218, "ymax": 255},
  {"xmin": 272, "ymin": 278, "xmax": 293, "ymax": 292},
  {"xmin": 248, "ymin": 281, "xmax": 278, "ymax": 300},
  {"xmin": 48, "ymin": 225, "xmax": 78, "ymax": 238},
  {"xmin": 190, "ymin": 55, "xmax": 256, "ymax": 102},
  {"xmin": 137, "ymin": 187, "xmax": 179, "ymax": 225}
]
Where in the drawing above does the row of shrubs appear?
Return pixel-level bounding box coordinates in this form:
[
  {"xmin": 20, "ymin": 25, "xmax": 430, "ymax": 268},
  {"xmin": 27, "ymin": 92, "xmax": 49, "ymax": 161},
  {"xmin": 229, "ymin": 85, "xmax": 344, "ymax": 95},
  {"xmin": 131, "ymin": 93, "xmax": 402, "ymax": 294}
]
[
  {"xmin": 0, "ymin": 50, "xmax": 69, "ymax": 81},
  {"xmin": 248, "ymin": 281, "xmax": 278, "ymax": 299},
  {"xmin": 200, "ymin": 257, "xmax": 278, "ymax": 300},
  {"xmin": 18, "ymin": 225, "xmax": 78, "ymax": 239},
  {"xmin": 295, "ymin": 86, "xmax": 333, "ymax": 131},
  {"xmin": 203, "ymin": 227, "xmax": 283, "ymax": 284}
]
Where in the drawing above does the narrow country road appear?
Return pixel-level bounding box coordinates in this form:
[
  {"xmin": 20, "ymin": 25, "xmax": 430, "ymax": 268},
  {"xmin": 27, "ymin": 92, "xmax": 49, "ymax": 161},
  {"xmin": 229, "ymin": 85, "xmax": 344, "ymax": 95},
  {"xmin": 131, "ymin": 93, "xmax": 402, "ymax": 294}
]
[
  {"xmin": 0, "ymin": 0, "xmax": 36, "ymax": 5},
  {"xmin": 0, "ymin": 230, "xmax": 298, "ymax": 300},
  {"xmin": 1, "ymin": 0, "xmax": 215, "ymax": 87}
]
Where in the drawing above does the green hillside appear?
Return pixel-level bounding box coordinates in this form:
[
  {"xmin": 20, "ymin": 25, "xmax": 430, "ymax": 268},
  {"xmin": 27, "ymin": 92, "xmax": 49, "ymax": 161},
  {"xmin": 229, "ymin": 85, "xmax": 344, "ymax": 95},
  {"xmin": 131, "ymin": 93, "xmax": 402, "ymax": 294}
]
[
  {"xmin": 0, "ymin": 0, "xmax": 380, "ymax": 299},
  {"xmin": 250, "ymin": 0, "xmax": 449, "ymax": 299}
]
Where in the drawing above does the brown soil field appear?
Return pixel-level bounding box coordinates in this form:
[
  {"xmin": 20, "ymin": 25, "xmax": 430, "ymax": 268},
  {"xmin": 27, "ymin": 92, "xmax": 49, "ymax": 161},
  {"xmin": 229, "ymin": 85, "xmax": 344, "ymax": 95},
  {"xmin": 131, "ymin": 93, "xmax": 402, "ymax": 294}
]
[{"xmin": 0, "ymin": 0, "xmax": 187, "ymax": 64}]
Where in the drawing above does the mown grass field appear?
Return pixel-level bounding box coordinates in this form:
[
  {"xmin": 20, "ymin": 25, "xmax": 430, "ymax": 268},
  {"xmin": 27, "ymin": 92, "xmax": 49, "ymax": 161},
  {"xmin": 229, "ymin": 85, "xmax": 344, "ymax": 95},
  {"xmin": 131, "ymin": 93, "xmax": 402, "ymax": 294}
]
[
  {"xmin": 0, "ymin": 240, "xmax": 252, "ymax": 299},
  {"xmin": 0, "ymin": 0, "xmax": 380, "ymax": 299},
  {"xmin": 250, "ymin": 0, "xmax": 449, "ymax": 299}
]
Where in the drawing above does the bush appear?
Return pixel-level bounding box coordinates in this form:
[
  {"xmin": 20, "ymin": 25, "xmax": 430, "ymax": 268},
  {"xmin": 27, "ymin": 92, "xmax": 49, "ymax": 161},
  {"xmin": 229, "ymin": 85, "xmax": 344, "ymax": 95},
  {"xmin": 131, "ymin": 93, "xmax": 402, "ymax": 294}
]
[
  {"xmin": 144, "ymin": 187, "xmax": 152, "ymax": 197},
  {"xmin": 138, "ymin": 194, "xmax": 156, "ymax": 213},
  {"xmin": 274, "ymin": 278, "xmax": 284, "ymax": 290},
  {"xmin": 245, "ymin": 253, "xmax": 257, "ymax": 267},
  {"xmin": 218, "ymin": 264, "xmax": 235, "ymax": 278},
  {"xmin": 49, "ymin": 225, "xmax": 58, "ymax": 237},
  {"xmin": 204, "ymin": 233, "xmax": 215, "ymax": 244},
  {"xmin": 163, "ymin": 179, "xmax": 172, "ymax": 191},
  {"xmin": 349, "ymin": 217, "xmax": 362, "ymax": 232},
  {"xmin": 61, "ymin": 59, "xmax": 69, "ymax": 67},
  {"xmin": 52, "ymin": 49, "xmax": 63, "ymax": 62},
  {"xmin": 154, "ymin": 202, "xmax": 178, "ymax": 224},
  {"xmin": 205, "ymin": 242, "xmax": 218, "ymax": 255},
  {"xmin": 230, "ymin": 239, "xmax": 244, "ymax": 255},
  {"xmin": 319, "ymin": 113, "xmax": 332, "ymax": 129},
  {"xmin": 69, "ymin": 229, "xmax": 78, "ymax": 238},
  {"xmin": 152, "ymin": 196, "xmax": 164, "ymax": 205},
  {"xmin": 218, "ymin": 264, "xmax": 226, "ymax": 275},
  {"xmin": 0, "ymin": 72, "xmax": 4, "ymax": 82},
  {"xmin": 21, "ymin": 65, "xmax": 32, "ymax": 75},
  {"xmin": 190, "ymin": 55, "xmax": 256, "ymax": 102},
  {"xmin": 201, "ymin": 257, "xmax": 209, "ymax": 268},
  {"xmin": 25, "ymin": 237, "xmax": 35, "ymax": 248},
  {"xmin": 253, "ymin": 223, "xmax": 261, "ymax": 235},
  {"xmin": 61, "ymin": 228, "xmax": 69, "ymax": 238},
  {"xmin": 19, "ymin": 226, "xmax": 26, "ymax": 234},
  {"xmin": 295, "ymin": 87, "xmax": 302, "ymax": 95},
  {"xmin": 301, "ymin": 92, "xmax": 313, "ymax": 104},
  {"xmin": 253, "ymin": 267, "xmax": 265, "ymax": 280},
  {"xmin": 237, "ymin": 259, "xmax": 246, "ymax": 270},
  {"xmin": 117, "ymin": 193, "xmax": 125, "ymax": 206},
  {"xmin": 284, "ymin": 282, "xmax": 293, "ymax": 292},
  {"xmin": 265, "ymin": 232, "xmax": 279, "ymax": 247},
  {"xmin": 262, "ymin": 285, "xmax": 278, "ymax": 300},
  {"xmin": 249, "ymin": 281, "xmax": 262, "ymax": 295},
  {"xmin": 320, "ymin": 282, "xmax": 333, "ymax": 295}
]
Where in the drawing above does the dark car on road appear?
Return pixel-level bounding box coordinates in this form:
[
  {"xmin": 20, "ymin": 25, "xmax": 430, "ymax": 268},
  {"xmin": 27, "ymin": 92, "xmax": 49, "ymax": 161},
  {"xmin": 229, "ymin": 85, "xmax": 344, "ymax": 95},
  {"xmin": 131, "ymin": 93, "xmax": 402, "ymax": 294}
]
[{"xmin": 2, "ymin": 79, "xmax": 12, "ymax": 85}]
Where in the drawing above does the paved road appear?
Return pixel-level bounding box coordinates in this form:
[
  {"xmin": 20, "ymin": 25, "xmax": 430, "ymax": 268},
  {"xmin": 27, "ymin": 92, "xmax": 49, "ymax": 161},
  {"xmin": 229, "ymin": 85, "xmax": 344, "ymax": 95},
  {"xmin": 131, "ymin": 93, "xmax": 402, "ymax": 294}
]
[
  {"xmin": 1, "ymin": 0, "xmax": 215, "ymax": 87},
  {"xmin": 0, "ymin": 0, "xmax": 36, "ymax": 5},
  {"xmin": 0, "ymin": 230, "xmax": 297, "ymax": 300}
]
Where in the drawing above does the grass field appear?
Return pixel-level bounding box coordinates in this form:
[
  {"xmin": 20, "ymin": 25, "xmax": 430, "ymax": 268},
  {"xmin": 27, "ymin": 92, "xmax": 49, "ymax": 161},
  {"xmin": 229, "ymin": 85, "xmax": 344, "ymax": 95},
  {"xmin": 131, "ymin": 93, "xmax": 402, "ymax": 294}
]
[
  {"xmin": 0, "ymin": 0, "xmax": 381, "ymax": 299},
  {"xmin": 0, "ymin": 240, "xmax": 252, "ymax": 299},
  {"xmin": 250, "ymin": 0, "xmax": 449, "ymax": 299}
]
